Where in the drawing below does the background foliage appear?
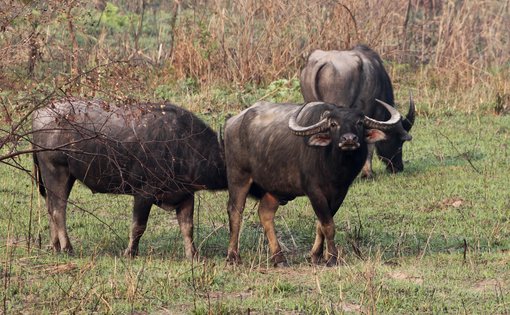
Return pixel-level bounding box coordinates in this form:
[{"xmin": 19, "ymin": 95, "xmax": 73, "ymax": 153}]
[{"xmin": 1, "ymin": 0, "xmax": 509, "ymax": 114}]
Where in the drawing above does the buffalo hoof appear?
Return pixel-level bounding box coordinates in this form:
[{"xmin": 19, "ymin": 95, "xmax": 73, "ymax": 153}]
[
  {"xmin": 58, "ymin": 248, "xmax": 74, "ymax": 256},
  {"xmin": 325, "ymin": 254, "xmax": 346, "ymax": 267},
  {"xmin": 187, "ymin": 252, "xmax": 204, "ymax": 264},
  {"xmin": 123, "ymin": 248, "xmax": 138, "ymax": 258},
  {"xmin": 226, "ymin": 251, "xmax": 242, "ymax": 265},
  {"xmin": 272, "ymin": 251, "xmax": 288, "ymax": 267},
  {"xmin": 325, "ymin": 257, "xmax": 338, "ymax": 267},
  {"xmin": 310, "ymin": 254, "xmax": 323, "ymax": 265},
  {"xmin": 274, "ymin": 261, "xmax": 289, "ymax": 268},
  {"xmin": 386, "ymin": 165, "xmax": 403, "ymax": 174},
  {"xmin": 189, "ymin": 252, "xmax": 201, "ymax": 262},
  {"xmin": 51, "ymin": 240, "xmax": 73, "ymax": 253},
  {"xmin": 360, "ymin": 171, "xmax": 374, "ymax": 179},
  {"xmin": 53, "ymin": 244, "xmax": 74, "ymax": 256},
  {"xmin": 185, "ymin": 247, "xmax": 198, "ymax": 261}
]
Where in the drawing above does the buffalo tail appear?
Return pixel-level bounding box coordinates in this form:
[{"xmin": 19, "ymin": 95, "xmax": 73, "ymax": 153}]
[{"xmin": 33, "ymin": 153, "xmax": 46, "ymax": 197}]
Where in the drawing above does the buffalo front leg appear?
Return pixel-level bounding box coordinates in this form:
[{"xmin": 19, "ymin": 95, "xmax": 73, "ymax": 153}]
[
  {"xmin": 226, "ymin": 177, "xmax": 252, "ymax": 264},
  {"xmin": 310, "ymin": 221, "xmax": 325, "ymax": 264},
  {"xmin": 175, "ymin": 196, "xmax": 197, "ymax": 260},
  {"xmin": 361, "ymin": 143, "xmax": 375, "ymax": 178},
  {"xmin": 319, "ymin": 221, "xmax": 338, "ymax": 267},
  {"xmin": 258, "ymin": 193, "xmax": 287, "ymax": 267},
  {"xmin": 309, "ymin": 195, "xmax": 339, "ymax": 267},
  {"xmin": 124, "ymin": 196, "xmax": 152, "ymax": 257}
]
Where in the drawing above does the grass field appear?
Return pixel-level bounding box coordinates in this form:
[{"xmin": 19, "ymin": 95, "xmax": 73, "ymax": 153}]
[{"xmin": 1, "ymin": 111, "xmax": 509, "ymax": 314}]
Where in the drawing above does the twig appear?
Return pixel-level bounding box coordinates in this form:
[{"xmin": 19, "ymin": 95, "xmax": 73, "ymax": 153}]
[
  {"xmin": 419, "ymin": 222, "xmax": 436, "ymax": 260},
  {"xmin": 130, "ymin": 256, "xmax": 147, "ymax": 314},
  {"xmin": 463, "ymin": 238, "xmax": 468, "ymax": 263},
  {"xmin": 436, "ymin": 129, "xmax": 481, "ymax": 174},
  {"xmin": 197, "ymin": 224, "xmax": 226, "ymax": 252},
  {"xmin": 280, "ymin": 214, "xmax": 298, "ymax": 250}
]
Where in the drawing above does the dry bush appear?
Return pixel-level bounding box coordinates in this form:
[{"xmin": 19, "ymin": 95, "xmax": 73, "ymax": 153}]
[
  {"xmin": 0, "ymin": 0, "xmax": 509, "ymax": 114},
  {"xmin": 400, "ymin": 0, "xmax": 510, "ymax": 112},
  {"xmin": 172, "ymin": 0, "xmax": 367, "ymax": 86},
  {"xmin": 169, "ymin": 0, "xmax": 508, "ymax": 111}
]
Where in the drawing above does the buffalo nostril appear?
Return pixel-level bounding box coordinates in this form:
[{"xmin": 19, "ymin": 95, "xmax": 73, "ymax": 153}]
[{"xmin": 341, "ymin": 134, "xmax": 358, "ymax": 143}]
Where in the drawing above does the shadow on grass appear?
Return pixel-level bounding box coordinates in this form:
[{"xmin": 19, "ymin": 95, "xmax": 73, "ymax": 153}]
[
  {"xmin": 25, "ymin": 203, "xmax": 509, "ymax": 270},
  {"xmin": 396, "ymin": 151, "xmax": 486, "ymax": 178}
]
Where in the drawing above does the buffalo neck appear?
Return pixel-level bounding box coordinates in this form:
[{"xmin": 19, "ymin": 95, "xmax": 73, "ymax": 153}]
[
  {"xmin": 323, "ymin": 142, "xmax": 368, "ymax": 184},
  {"xmin": 198, "ymin": 150, "xmax": 228, "ymax": 190}
]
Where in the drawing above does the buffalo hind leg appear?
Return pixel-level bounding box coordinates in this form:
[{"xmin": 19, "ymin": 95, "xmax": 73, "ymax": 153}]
[
  {"xmin": 124, "ymin": 196, "xmax": 153, "ymax": 257},
  {"xmin": 258, "ymin": 193, "xmax": 288, "ymax": 267},
  {"xmin": 226, "ymin": 176, "xmax": 252, "ymax": 264},
  {"xmin": 40, "ymin": 164, "xmax": 75, "ymax": 254},
  {"xmin": 175, "ymin": 196, "xmax": 197, "ymax": 260}
]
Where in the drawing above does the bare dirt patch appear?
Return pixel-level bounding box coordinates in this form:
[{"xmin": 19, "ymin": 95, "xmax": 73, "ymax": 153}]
[
  {"xmin": 340, "ymin": 302, "xmax": 364, "ymax": 313},
  {"xmin": 421, "ymin": 197, "xmax": 467, "ymax": 212},
  {"xmin": 471, "ymin": 279, "xmax": 505, "ymax": 293},
  {"xmin": 388, "ymin": 271, "xmax": 424, "ymax": 285}
]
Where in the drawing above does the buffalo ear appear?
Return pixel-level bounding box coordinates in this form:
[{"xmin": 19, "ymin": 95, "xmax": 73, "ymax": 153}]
[
  {"xmin": 365, "ymin": 129, "xmax": 387, "ymax": 143},
  {"xmin": 307, "ymin": 133, "xmax": 331, "ymax": 146},
  {"xmin": 400, "ymin": 132, "xmax": 412, "ymax": 141}
]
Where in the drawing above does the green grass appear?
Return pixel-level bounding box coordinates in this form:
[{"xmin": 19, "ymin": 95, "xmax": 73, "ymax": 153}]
[{"xmin": 1, "ymin": 113, "xmax": 509, "ymax": 314}]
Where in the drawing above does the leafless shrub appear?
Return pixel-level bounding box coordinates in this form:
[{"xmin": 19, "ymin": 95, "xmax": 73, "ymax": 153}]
[{"xmin": 0, "ymin": 0, "xmax": 508, "ymax": 129}]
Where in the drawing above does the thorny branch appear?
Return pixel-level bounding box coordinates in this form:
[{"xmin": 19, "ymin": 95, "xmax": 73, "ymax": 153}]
[
  {"xmin": 436, "ymin": 129, "xmax": 481, "ymax": 174},
  {"xmin": 0, "ymin": 59, "xmax": 132, "ymax": 162}
]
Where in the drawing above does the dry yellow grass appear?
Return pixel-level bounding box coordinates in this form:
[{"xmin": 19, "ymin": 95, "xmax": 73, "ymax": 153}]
[{"xmin": 0, "ymin": 0, "xmax": 508, "ymax": 114}]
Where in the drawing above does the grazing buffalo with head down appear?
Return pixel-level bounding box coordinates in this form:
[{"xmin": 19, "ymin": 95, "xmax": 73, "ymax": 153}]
[
  {"xmin": 224, "ymin": 99, "xmax": 403, "ymax": 266},
  {"xmin": 300, "ymin": 45, "xmax": 415, "ymax": 177},
  {"xmin": 32, "ymin": 98, "xmax": 227, "ymax": 258}
]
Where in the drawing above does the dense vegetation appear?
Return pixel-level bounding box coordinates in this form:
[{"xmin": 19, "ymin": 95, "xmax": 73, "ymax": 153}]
[{"xmin": 1, "ymin": 0, "xmax": 509, "ymax": 313}]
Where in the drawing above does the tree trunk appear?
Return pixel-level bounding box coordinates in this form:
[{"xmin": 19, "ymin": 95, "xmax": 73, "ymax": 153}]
[
  {"xmin": 27, "ymin": 26, "xmax": 39, "ymax": 78},
  {"xmin": 134, "ymin": 0, "xmax": 146, "ymax": 56},
  {"xmin": 67, "ymin": 5, "xmax": 79, "ymax": 78}
]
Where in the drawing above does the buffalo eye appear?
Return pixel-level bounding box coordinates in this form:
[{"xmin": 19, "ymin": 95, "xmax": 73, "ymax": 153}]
[
  {"xmin": 330, "ymin": 121, "xmax": 338, "ymax": 128},
  {"xmin": 356, "ymin": 120, "xmax": 364, "ymax": 127}
]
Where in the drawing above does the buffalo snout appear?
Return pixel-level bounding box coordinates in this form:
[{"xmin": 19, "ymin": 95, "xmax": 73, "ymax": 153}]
[{"xmin": 339, "ymin": 133, "xmax": 360, "ymax": 150}]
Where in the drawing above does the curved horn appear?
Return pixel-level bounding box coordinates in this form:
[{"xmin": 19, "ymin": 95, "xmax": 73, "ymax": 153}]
[
  {"xmin": 288, "ymin": 102, "xmax": 330, "ymax": 136},
  {"xmin": 402, "ymin": 91, "xmax": 415, "ymax": 131},
  {"xmin": 363, "ymin": 99, "xmax": 402, "ymax": 130}
]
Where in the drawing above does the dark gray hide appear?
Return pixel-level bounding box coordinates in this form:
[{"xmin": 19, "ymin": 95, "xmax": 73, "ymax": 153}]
[
  {"xmin": 224, "ymin": 101, "xmax": 400, "ymax": 266},
  {"xmin": 32, "ymin": 98, "xmax": 227, "ymax": 258},
  {"xmin": 300, "ymin": 45, "xmax": 415, "ymax": 177}
]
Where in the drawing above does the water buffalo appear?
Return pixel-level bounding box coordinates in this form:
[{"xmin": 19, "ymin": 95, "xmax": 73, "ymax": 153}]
[
  {"xmin": 224, "ymin": 99, "xmax": 403, "ymax": 266},
  {"xmin": 300, "ymin": 45, "xmax": 415, "ymax": 177},
  {"xmin": 32, "ymin": 98, "xmax": 227, "ymax": 258}
]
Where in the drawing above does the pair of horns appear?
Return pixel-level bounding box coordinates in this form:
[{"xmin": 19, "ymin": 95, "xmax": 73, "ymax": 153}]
[{"xmin": 289, "ymin": 99, "xmax": 405, "ymax": 136}]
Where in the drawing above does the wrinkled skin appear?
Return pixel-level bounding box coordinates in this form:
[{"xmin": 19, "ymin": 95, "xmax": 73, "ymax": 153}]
[
  {"xmin": 32, "ymin": 98, "xmax": 227, "ymax": 258},
  {"xmin": 300, "ymin": 45, "xmax": 415, "ymax": 177},
  {"xmin": 224, "ymin": 101, "xmax": 389, "ymax": 267}
]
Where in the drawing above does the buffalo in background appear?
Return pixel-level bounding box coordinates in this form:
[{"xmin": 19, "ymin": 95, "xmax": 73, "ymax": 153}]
[
  {"xmin": 300, "ymin": 45, "xmax": 415, "ymax": 177},
  {"xmin": 32, "ymin": 98, "xmax": 227, "ymax": 258},
  {"xmin": 224, "ymin": 99, "xmax": 404, "ymax": 266}
]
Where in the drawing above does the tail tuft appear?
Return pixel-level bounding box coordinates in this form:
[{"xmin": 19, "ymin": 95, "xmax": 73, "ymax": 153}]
[{"xmin": 33, "ymin": 153, "xmax": 46, "ymax": 197}]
